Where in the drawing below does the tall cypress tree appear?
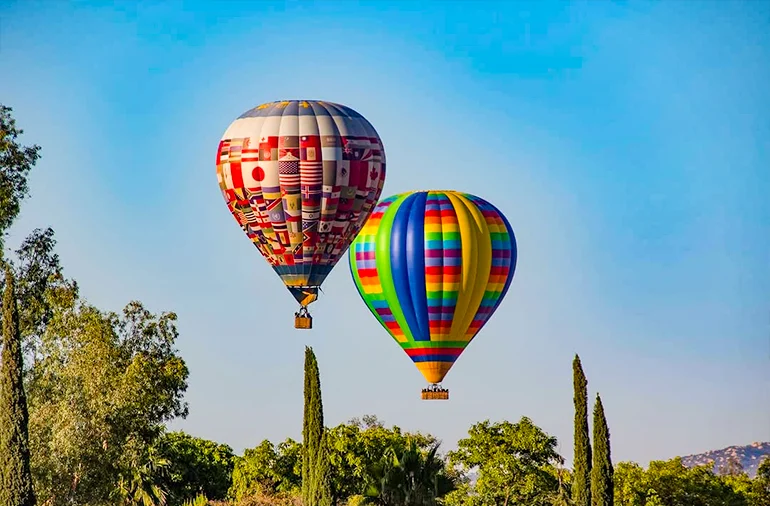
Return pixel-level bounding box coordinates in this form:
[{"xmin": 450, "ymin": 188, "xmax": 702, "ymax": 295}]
[
  {"xmin": 572, "ymin": 354, "xmax": 591, "ymax": 506},
  {"xmin": 0, "ymin": 265, "xmax": 36, "ymax": 506},
  {"xmin": 312, "ymin": 431, "xmax": 333, "ymax": 506},
  {"xmin": 301, "ymin": 347, "xmax": 313, "ymax": 504},
  {"xmin": 591, "ymin": 393, "xmax": 613, "ymax": 506},
  {"xmin": 301, "ymin": 346, "xmax": 324, "ymax": 506}
]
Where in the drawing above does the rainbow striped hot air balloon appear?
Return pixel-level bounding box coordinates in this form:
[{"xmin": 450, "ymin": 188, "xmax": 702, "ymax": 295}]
[{"xmin": 349, "ymin": 190, "xmax": 517, "ymax": 399}]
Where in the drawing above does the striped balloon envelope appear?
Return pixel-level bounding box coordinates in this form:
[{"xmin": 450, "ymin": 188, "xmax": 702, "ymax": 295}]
[
  {"xmin": 349, "ymin": 190, "xmax": 517, "ymax": 399},
  {"xmin": 216, "ymin": 100, "xmax": 386, "ymax": 329}
]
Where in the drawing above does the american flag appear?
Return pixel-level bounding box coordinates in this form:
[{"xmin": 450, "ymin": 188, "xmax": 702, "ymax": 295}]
[{"xmin": 279, "ymin": 161, "xmax": 299, "ymax": 174}]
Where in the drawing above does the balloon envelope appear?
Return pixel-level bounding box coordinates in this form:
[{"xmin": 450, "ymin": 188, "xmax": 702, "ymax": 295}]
[
  {"xmin": 216, "ymin": 100, "xmax": 386, "ymax": 306},
  {"xmin": 349, "ymin": 190, "xmax": 517, "ymax": 385}
]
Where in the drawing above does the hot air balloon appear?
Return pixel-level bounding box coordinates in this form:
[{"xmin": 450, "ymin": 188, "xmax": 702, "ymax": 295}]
[
  {"xmin": 216, "ymin": 100, "xmax": 386, "ymax": 329},
  {"xmin": 349, "ymin": 190, "xmax": 517, "ymax": 399}
]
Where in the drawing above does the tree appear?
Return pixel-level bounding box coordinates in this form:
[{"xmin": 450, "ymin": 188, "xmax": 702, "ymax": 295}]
[
  {"xmin": 449, "ymin": 417, "xmax": 564, "ymax": 506},
  {"xmin": 551, "ymin": 465, "xmax": 573, "ymax": 506},
  {"xmin": 326, "ymin": 417, "xmax": 438, "ymax": 503},
  {"xmin": 5, "ymin": 228, "xmax": 73, "ymax": 346},
  {"xmin": 573, "ymin": 354, "xmax": 592, "ymax": 506},
  {"xmin": 229, "ymin": 438, "xmax": 302, "ymax": 501},
  {"xmin": 749, "ymin": 458, "xmax": 770, "ymax": 506},
  {"xmin": 301, "ymin": 346, "xmax": 328, "ymax": 506},
  {"xmin": 613, "ymin": 457, "xmax": 749, "ymax": 506},
  {"xmin": 154, "ymin": 431, "xmax": 235, "ymax": 505},
  {"xmin": 114, "ymin": 445, "xmax": 170, "ymax": 506},
  {"xmin": 362, "ymin": 438, "xmax": 454, "ymax": 506},
  {"xmin": 0, "ymin": 104, "xmax": 41, "ymax": 251},
  {"xmin": 0, "ymin": 265, "xmax": 36, "ymax": 506},
  {"xmin": 591, "ymin": 394, "xmax": 613, "ymax": 506},
  {"xmin": 26, "ymin": 298, "xmax": 189, "ymax": 505},
  {"xmin": 313, "ymin": 433, "xmax": 333, "ymax": 506},
  {"xmin": 229, "ymin": 418, "xmax": 443, "ymax": 506}
]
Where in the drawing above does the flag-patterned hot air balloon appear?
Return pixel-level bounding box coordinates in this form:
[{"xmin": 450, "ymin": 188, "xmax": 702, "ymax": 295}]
[
  {"xmin": 217, "ymin": 100, "xmax": 386, "ymax": 329},
  {"xmin": 349, "ymin": 190, "xmax": 517, "ymax": 399}
]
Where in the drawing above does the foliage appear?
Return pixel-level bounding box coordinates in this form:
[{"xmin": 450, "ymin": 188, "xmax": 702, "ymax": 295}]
[
  {"xmin": 114, "ymin": 444, "xmax": 170, "ymax": 506},
  {"xmin": 573, "ymin": 354, "xmax": 592, "ymax": 506},
  {"xmin": 326, "ymin": 416, "xmax": 438, "ymax": 503},
  {"xmin": 155, "ymin": 431, "xmax": 235, "ymax": 505},
  {"xmin": 228, "ymin": 418, "xmax": 446, "ymax": 506},
  {"xmin": 613, "ymin": 457, "xmax": 752, "ymax": 506},
  {"xmin": 591, "ymin": 394, "xmax": 613, "ymax": 506},
  {"xmin": 302, "ymin": 346, "xmax": 325, "ymax": 505},
  {"xmin": 749, "ymin": 458, "xmax": 770, "ymax": 505},
  {"xmin": 362, "ymin": 438, "xmax": 455, "ymax": 506},
  {"xmin": 229, "ymin": 439, "xmax": 302, "ymax": 501},
  {"xmin": 449, "ymin": 416, "xmax": 564, "ymax": 506},
  {"xmin": 219, "ymin": 491, "xmax": 302, "ymax": 506},
  {"xmin": 0, "ymin": 265, "xmax": 35, "ymax": 506},
  {"xmin": 26, "ymin": 292, "xmax": 189, "ymax": 505},
  {"xmin": 8, "ymin": 227, "xmax": 75, "ymax": 349},
  {"xmin": 0, "ymin": 104, "xmax": 41, "ymax": 250},
  {"xmin": 182, "ymin": 494, "xmax": 210, "ymax": 506},
  {"xmin": 313, "ymin": 433, "xmax": 334, "ymax": 506}
]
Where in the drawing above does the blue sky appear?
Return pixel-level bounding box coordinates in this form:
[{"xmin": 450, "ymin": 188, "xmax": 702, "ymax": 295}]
[{"xmin": 1, "ymin": 0, "xmax": 768, "ymax": 466}]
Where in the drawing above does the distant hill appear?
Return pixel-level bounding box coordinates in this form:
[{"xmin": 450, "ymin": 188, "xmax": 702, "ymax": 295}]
[{"xmin": 680, "ymin": 441, "xmax": 770, "ymax": 478}]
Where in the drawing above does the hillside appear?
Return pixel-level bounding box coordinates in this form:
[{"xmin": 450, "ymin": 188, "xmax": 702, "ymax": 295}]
[{"xmin": 680, "ymin": 441, "xmax": 770, "ymax": 478}]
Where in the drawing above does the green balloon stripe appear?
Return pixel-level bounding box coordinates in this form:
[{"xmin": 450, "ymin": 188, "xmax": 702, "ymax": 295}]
[{"xmin": 375, "ymin": 193, "xmax": 415, "ymax": 343}]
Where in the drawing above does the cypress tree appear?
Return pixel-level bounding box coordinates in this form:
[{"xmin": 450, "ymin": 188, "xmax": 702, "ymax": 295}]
[
  {"xmin": 301, "ymin": 346, "xmax": 324, "ymax": 506},
  {"xmin": 572, "ymin": 354, "xmax": 591, "ymax": 506},
  {"xmin": 312, "ymin": 431, "xmax": 333, "ymax": 506},
  {"xmin": 301, "ymin": 347, "xmax": 313, "ymax": 504},
  {"xmin": 0, "ymin": 264, "xmax": 36, "ymax": 506},
  {"xmin": 591, "ymin": 393, "xmax": 613, "ymax": 506}
]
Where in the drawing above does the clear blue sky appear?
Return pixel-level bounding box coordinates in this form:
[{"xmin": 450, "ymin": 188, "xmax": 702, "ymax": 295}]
[{"xmin": 1, "ymin": 0, "xmax": 768, "ymax": 466}]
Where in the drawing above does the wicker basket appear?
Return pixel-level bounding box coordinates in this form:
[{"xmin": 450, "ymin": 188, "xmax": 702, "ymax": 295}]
[
  {"xmin": 294, "ymin": 315, "xmax": 313, "ymax": 329},
  {"xmin": 421, "ymin": 388, "xmax": 449, "ymax": 400}
]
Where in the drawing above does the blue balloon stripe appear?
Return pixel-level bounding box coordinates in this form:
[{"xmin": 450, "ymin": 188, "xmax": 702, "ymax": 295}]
[
  {"xmin": 410, "ymin": 354, "xmax": 460, "ymax": 363},
  {"xmin": 407, "ymin": 191, "xmax": 431, "ymax": 341},
  {"xmin": 390, "ymin": 193, "xmax": 424, "ymax": 342}
]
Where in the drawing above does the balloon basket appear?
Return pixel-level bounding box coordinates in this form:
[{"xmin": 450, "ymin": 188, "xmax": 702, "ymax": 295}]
[
  {"xmin": 295, "ymin": 316, "xmax": 312, "ymax": 329},
  {"xmin": 294, "ymin": 307, "xmax": 312, "ymax": 329},
  {"xmin": 421, "ymin": 385, "xmax": 449, "ymax": 400}
]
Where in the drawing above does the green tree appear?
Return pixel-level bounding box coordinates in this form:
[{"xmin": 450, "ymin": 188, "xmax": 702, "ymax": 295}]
[
  {"xmin": 0, "ymin": 265, "xmax": 35, "ymax": 506},
  {"xmin": 749, "ymin": 457, "xmax": 770, "ymax": 506},
  {"xmin": 302, "ymin": 346, "xmax": 324, "ymax": 505},
  {"xmin": 230, "ymin": 418, "xmax": 444, "ymax": 506},
  {"xmin": 115, "ymin": 444, "xmax": 170, "ymax": 506},
  {"xmin": 326, "ymin": 417, "xmax": 437, "ymax": 503},
  {"xmin": 154, "ymin": 431, "xmax": 235, "ymax": 505},
  {"xmin": 591, "ymin": 394, "xmax": 613, "ymax": 506},
  {"xmin": 362, "ymin": 438, "xmax": 454, "ymax": 506},
  {"xmin": 229, "ymin": 438, "xmax": 302, "ymax": 501},
  {"xmin": 26, "ymin": 297, "xmax": 189, "ymax": 505},
  {"xmin": 313, "ymin": 433, "xmax": 334, "ymax": 506},
  {"xmin": 6, "ymin": 228, "xmax": 73, "ymax": 347},
  {"xmin": 449, "ymin": 417, "xmax": 563, "ymax": 506},
  {"xmin": 550, "ymin": 465, "xmax": 573, "ymax": 506},
  {"xmin": 0, "ymin": 104, "xmax": 41, "ymax": 251},
  {"xmin": 613, "ymin": 457, "xmax": 749, "ymax": 506},
  {"xmin": 573, "ymin": 354, "xmax": 591, "ymax": 506}
]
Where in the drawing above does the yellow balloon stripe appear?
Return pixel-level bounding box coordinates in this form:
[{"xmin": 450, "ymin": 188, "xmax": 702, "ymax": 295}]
[
  {"xmin": 445, "ymin": 193, "xmax": 475, "ymax": 340},
  {"xmin": 455, "ymin": 194, "xmax": 493, "ymax": 340}
]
